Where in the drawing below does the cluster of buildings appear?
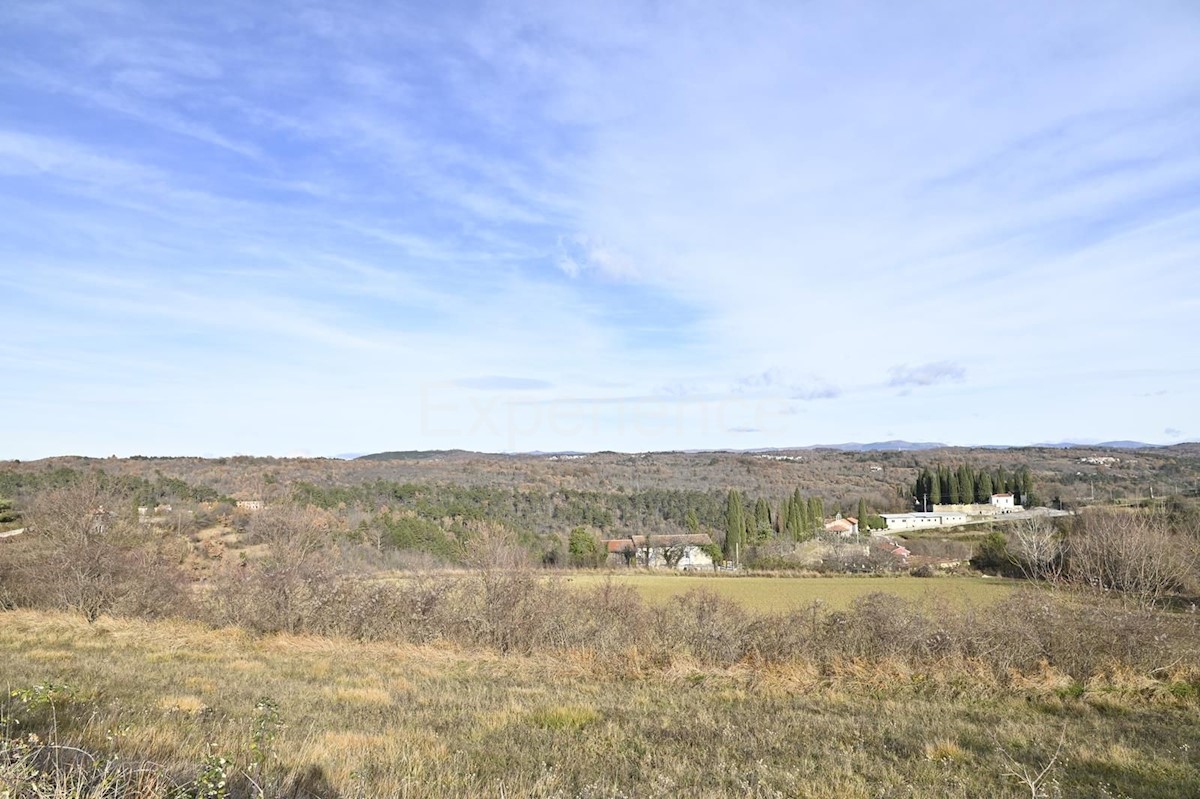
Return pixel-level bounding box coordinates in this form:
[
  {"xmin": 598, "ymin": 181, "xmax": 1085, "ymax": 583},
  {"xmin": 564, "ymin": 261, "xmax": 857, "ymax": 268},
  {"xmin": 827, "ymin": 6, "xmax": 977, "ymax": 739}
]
[
  {"xmin": 597, "ymin": 493, "xmax": 1024, "ymax": 571},
  {"xmin": 879, "ymin": 493, "xmax": 1022, "ymax": 531}
]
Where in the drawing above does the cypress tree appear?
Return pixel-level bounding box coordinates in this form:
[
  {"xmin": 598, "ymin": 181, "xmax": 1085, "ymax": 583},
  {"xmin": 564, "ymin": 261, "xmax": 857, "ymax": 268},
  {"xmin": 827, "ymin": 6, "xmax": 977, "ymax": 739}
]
[
  {"xmin": 856, "ymin": 497, "xmax": 868, "ymax": 529},
  {"xmin": 724, "ymin": 490, "xmax": 745, "ymax": 561},
  {"xmin": 958, "ymin": 465, "xmax": 974, "ymax": 504},
  {"xmin": 808, "ymin": 496, "xmax": 823, "ymax": 531},
  {"xmin": 753, "ymin": 497, "xmax": 772, "ymax": 542},
  {"xmin": 978, "ymin": 472, "xmax": 994, "ymax": 502}
]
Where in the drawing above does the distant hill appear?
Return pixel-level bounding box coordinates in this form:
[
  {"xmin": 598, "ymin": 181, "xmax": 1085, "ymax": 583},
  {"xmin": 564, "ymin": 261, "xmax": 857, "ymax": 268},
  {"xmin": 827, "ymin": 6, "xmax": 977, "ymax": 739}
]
[
  {"xmin": 809, "ymin": 441, "xmax": 947, "ymax": 452},
  {"xmin": 355, "ymin": 440, "xmax": 1173, "ymax": 460},
  {"xmin": 356, "ymin": 450, "xmax": 472, "ymax": 461},
  {"xmin": 1032, "ymin": 441, "xmax": 1159, "ymax": 450}
]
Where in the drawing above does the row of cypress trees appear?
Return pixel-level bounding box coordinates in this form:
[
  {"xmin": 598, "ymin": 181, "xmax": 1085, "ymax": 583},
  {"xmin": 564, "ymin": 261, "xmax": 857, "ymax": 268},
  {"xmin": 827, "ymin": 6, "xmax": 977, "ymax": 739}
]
[{"xmin": 912, "ymin": 464, "xmax": 1036, "ymax": 511}]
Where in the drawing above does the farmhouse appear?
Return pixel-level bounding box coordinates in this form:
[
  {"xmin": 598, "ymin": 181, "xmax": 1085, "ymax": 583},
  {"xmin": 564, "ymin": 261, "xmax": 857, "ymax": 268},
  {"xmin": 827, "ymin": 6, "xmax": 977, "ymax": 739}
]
[
  {"xmin": 824, "ymin": 516, "xmax": 859, "ymax": 536},
  {"xmin": 604, "ymin": 534, "xmax": 715, "ymax": 570}
]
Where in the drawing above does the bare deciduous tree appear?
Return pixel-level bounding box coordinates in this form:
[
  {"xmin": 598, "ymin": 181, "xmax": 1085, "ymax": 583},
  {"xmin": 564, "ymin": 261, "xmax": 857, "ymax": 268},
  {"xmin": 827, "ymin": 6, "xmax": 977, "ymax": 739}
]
[
  {"xmin": 1010, "ymin": 516, "xmax": 1065, "ymax": 584},
  {"xmin": 19, "ymin": 475, "xmax": 183, "ymax": 621},
  {"xmin": 1067, "ymin": 508, "xmax": 1197, "ymax": 608}
]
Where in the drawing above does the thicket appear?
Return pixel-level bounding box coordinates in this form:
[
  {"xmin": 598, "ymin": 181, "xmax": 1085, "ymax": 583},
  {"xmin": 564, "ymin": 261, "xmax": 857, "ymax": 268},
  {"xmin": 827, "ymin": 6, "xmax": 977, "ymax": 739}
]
[{"xmin": 977, "ymin": 506, "xmax": 1199, "ymax": 608}]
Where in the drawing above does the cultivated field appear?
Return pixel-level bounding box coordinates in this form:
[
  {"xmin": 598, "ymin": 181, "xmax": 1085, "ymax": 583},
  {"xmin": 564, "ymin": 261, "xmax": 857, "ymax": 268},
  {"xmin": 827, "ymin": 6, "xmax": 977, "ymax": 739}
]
[
  {"xmin": 561, "ymin": 573, "xmax": 1019, "ymax": 612},
  {"xmin": 2, "ymin": 610, "xmax": 1198, "ymax": 799}
]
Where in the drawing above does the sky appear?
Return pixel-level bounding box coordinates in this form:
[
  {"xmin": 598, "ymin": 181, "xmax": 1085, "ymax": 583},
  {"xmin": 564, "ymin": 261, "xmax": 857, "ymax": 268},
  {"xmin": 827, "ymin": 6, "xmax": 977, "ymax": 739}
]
[{"xmin": 2, "ymin": 1, "xmax": 1199, "ymax": 459}]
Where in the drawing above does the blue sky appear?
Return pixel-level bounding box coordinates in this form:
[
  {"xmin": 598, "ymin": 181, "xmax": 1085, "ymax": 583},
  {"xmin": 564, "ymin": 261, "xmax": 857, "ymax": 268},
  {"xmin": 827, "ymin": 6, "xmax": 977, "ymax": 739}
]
[{"xmin": 2, "ymin": 1, "xmax": 1198, "ymax": 458}]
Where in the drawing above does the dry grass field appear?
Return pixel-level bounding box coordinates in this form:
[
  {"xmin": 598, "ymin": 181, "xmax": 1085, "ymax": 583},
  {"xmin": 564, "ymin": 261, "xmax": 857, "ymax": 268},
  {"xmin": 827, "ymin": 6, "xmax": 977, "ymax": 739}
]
[
  {"xmin": 560, "ymin": 573, "xmax": 1019, "ymax": 612},
  {"xmin": 2, "ymin": 609, "xmax": 1198, "ymax": 798}
]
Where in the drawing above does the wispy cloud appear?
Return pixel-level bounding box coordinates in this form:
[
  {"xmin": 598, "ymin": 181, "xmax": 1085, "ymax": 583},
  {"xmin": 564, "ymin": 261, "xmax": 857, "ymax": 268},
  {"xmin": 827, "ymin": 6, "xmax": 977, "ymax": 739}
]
[
  {"xmin": 888, "ymin": 362, "xmax": 967, "ymax": 389},
  {"xmin": 454, "ymin": 376, "xmax": 554, "ymax": 391}
]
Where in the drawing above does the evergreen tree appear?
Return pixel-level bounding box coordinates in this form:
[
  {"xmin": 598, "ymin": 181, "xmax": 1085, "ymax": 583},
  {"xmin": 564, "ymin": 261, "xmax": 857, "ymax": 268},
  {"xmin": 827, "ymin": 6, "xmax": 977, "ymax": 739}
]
[
  {"xmin": 753, "ymin": 497, "xmax": 772, "ymax": 541},
  {"xmin": 948, "ymin": 470, "xmax": 961, "ymax": 504},
  {"xmin": 978, "ymin": 472, "xmax": 994, "ymax": 502},
  {"xmin": 787, "ymin": 495, "xmax": 804, "ymax": 541},
  {"xmin": 856, "ymin": 497, "xmax": 868, "ymax": 530},
  {"xmin": 724, "ymin": 489, "xmax": 745, "ymax": 561},
  {"xmin": 958, "ymin": 465, "xmax": 973, "ymax": 505},
  {"xmin": 808, "ymin": 496, "xmax": 823, "ymax": 531},
  {"xmin": 928, "ymin": 473, "xmax": 941, "ymax": 511}
]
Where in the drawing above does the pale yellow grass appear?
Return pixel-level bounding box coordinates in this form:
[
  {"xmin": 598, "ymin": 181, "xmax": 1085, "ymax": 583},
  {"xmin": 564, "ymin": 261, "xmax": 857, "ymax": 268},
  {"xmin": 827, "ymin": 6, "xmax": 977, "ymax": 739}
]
[{"xmin": 562, "ymin": 572, "xmax": 1017, "ymax": 611}]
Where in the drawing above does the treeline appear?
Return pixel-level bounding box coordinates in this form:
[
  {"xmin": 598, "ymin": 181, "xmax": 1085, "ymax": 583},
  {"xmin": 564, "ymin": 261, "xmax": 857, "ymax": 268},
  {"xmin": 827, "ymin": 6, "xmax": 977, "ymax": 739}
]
[
  {"xmin": 913, "ymin": 464, "xmax": 1037, "ymax": 511},
  {"xmin": 292, "ymin": 480, "xmax": 727, "ymax": 538},
  {"xmin": 293, "ymin": 480, "xmax": 883, "ymax": 563},
  {"xmin": 0, "ymin": 467, "xmax": 224, "ymax": 508}
]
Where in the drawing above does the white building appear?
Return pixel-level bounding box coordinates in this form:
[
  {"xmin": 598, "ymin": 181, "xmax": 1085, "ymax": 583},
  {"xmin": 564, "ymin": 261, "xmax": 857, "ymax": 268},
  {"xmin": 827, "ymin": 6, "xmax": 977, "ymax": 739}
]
[
  {"xmin": 879, "ymin": 511, "xmax": 970, "ymax": 531},
  {"xmin": 990, "ymin": 493, "xmax": 1016, "ymax": 511},
  {"xmin": 824, "ymin": 516, "xmax": 859, "ymax": 536},
  {"xmin": 604, "ymin": 534, "xmax": 716, "ymax": 570}
]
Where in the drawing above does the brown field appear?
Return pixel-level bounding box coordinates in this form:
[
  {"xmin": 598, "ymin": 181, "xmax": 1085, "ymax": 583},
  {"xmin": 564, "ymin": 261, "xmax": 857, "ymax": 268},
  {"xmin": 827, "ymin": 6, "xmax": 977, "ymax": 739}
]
[{"xmin": 2, "ymin": 609, "xmax": 1198, "ymax": 798}]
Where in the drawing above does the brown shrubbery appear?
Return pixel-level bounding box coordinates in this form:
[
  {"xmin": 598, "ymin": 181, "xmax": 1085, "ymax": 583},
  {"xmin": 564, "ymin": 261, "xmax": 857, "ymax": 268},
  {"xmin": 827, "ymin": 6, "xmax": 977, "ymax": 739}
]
[
  {"xmin": 184, "ymin": 561, "xmax": 1200, "ymax": 682},
  {"xmin": 1065, "ymin": 507, "xmax": 1198, "ymax": 606},
  {"xmin": 4, "ymin": 476, "xmax": 187, "ymax": 621}
]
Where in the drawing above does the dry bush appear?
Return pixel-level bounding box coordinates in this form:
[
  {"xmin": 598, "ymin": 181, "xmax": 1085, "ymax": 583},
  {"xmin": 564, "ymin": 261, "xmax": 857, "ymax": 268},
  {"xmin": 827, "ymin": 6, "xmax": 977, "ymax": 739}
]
[
  {"xmin": 655, "ymin": 588, "xmax": 751, "ymax": 665},
  {"xmin": 1067, "ymin": 508, "xmax": 1197, "ymax": 607},
  {"xmin": 1009, "ymin": 516, "xmax": 1066, "ymax": 584},
  {"xmin": 12, "ymin": 476, "xmax": 187, "ymax": 621},
  {"xmin": 203, "ymin": 504, "xmax": 344, "ymax": 634}
]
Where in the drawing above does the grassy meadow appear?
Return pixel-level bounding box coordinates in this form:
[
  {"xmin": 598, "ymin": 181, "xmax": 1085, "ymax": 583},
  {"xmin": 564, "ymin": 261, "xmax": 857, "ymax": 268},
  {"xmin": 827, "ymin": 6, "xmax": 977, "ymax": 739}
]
[
  {"xmin": 558, "ymin": 573, "xmax": 1018, "ymax": 613},
  {"xmin": 2, "ymin": 609, "xmax": 1199, "ymax": 798}
]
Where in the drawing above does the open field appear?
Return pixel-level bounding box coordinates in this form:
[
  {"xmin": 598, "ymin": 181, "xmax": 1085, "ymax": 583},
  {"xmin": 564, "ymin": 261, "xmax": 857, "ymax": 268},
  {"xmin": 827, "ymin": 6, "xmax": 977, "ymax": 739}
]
[
  {"xmin": 2, "ymin": 610, "xmax": 1199, "ymax": 798},
  {"xmin": 561, "ymin": 573, "xmax": 1019, "ymax": 612}
]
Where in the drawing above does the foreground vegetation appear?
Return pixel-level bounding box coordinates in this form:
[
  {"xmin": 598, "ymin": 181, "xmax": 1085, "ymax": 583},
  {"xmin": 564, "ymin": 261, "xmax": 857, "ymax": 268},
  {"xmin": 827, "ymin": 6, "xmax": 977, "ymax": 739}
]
[
  {"xmin": 2, "ymin": 609, "xmax": 1199, "ymax": 799},
  {"xmin": 2, "ymin": 464, "xmax": 1199, "ymax": 796}
]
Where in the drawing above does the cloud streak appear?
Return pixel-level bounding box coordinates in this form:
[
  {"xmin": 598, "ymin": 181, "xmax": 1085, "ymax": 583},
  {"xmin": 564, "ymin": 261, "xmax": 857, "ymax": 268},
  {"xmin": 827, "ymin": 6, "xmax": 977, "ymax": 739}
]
[{"xmin": 888, "ymin": 362, "xmax": 968, "ymax": 389}]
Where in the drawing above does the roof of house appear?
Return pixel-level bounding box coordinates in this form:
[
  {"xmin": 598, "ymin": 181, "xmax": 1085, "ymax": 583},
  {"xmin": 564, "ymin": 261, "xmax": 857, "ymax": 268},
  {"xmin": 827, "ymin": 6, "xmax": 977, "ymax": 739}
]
[
  {"xmin": 824, "ymin": 519, "xmax": 855, "ymax": 533},
  {"xmin": 603, "ymin": 533, "xmax": 713, "ymax": 553}
]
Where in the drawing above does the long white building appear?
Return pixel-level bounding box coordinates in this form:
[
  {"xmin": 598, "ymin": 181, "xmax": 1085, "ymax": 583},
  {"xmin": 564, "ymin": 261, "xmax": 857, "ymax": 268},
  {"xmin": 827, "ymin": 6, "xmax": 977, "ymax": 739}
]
[{"xmin": 879, "ymin": 511, "xmax": 970, "ymax": 531}]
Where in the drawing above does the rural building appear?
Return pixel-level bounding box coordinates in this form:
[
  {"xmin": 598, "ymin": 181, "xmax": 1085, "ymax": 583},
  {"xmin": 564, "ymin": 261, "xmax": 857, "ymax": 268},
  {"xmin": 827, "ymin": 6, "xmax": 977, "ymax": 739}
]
[
  {"xmin": 872, "ymin": 538, "xmax": 911, "ymax": 565},
  {"xmin": 824, "ymin": 515, "xmax": 859, "ymax": 536},
  {"xmin": 603, "ymin": 534, "xmax": 715, "ymax": 570},
  {"xmin": 879, "ymin": 511, "xmax": 969, "ymax": 531},
  {"xmin": 990, "ymin": 493, "xmax": 1016, "ymax": 510},
  {"xmin": 235, "ymin": 499, "xmax": 265, "ymax": 512},
  {"xmin": 932, "ymin": 494, "xmax": 1024, "ymax": 517}
]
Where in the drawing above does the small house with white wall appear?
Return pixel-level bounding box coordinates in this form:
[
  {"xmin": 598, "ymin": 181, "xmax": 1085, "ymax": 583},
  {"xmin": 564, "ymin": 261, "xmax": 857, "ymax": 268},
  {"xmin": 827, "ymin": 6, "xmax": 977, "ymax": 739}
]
[
  {"xmin": 990, "ymin": 493, "xmax": 1016, "ymax": 511},
  {"xmin": 824, "ymin": 515, "xmax": 859, "ymax": 536},
  {"xmin": 604, "ymin": 534, "xmax": 715, "ymax": 570}
]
